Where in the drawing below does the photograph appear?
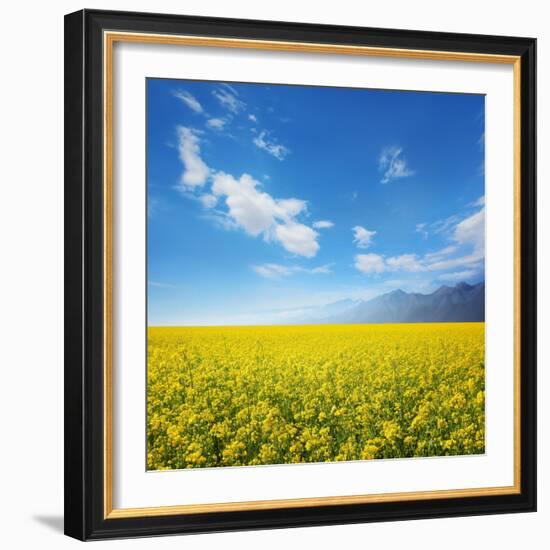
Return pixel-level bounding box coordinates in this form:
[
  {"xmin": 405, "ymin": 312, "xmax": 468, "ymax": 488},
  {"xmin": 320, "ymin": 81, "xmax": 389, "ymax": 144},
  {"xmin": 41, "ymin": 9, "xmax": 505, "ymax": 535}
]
[{"xmin": 146, "ymin": 78, "xmax": 486, "ymax": 471}]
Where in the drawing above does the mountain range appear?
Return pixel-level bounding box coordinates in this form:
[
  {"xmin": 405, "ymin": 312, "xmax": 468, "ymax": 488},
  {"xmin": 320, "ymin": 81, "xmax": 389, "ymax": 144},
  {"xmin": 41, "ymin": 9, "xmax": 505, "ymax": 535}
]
[{"xmin": 301, "ymin": 282, "xmax": 485, "ymax": 325}]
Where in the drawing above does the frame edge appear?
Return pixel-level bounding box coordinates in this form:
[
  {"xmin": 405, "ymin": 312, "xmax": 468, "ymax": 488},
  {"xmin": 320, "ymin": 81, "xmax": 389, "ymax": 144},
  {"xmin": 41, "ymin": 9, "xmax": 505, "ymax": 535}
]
[{"xmin": 64, "ymin": 9, "xmax": 87, "ymax": 542}]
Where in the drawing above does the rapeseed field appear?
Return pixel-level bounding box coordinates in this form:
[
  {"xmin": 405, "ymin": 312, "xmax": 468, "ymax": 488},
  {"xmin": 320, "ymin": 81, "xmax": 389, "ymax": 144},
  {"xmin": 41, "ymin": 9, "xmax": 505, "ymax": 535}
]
[{"xmin": 147, "ymin": 323, "xmax": 485, "ymax": 470}]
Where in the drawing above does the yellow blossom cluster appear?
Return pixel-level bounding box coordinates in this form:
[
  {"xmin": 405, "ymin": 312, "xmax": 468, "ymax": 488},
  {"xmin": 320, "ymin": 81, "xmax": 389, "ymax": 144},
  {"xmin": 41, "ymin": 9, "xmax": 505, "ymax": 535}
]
[{"xmin": 147, "ymin": 323, "xmax": 485, "ymax": 470}]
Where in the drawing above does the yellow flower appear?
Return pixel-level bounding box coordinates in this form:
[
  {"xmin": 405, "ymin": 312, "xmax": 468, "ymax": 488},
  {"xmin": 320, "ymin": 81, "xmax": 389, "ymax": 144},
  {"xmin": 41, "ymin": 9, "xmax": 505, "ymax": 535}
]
[{"xmin": 146, "ymin": 322, "xmax": 485, "ymax": 469}]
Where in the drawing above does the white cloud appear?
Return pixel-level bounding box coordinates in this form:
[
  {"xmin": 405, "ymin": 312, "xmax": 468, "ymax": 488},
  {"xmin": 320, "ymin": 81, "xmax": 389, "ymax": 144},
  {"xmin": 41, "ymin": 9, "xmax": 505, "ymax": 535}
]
[
  {"xmin": 176, "ymin": 127, "xmax": 210, "ymax": 188},
  {"xmin": 313, "ymin": 220, "xmax": 335, "ymax": 229},
  {"xmin": 248, "ymin": 114, "xmax": 258, "ymax": 122},
  {"xmin": 212, "ymin": 86, "xmax": 245, "ymax": 114},
  {"xmin": 206, "ymin": 117, "xmax": 228, "ymax": 130},
  {"xmin": 277, "ymin": 198, "xmax": 308, "ymax": 218},
  {"xmin": 354, "ymin": 254, "xmax": 424, "ymax": 275},
  {"xmin": 353, "ymin": 226, "xmax": 376, "ymax": 248},
  {"xmin": 211, "ymin": 173, "xmax": 274, "ymax": 236},
  {"xmin": 198, "ymin": 193, "xmax": 218, "ymax": 209},
  {"xmin": 379, "ymin": 146, "xmax": 415, "ymax": 184},
  {"xmin": 173, "ymin": 90, "xmax": 203, "ymax": 114},
  {"xmin": 211, "ymin": 172, "xmax": 319, "ymax": 257},
  {"xmin": 173, "ymin": 128, "xmax": 318, "ymax": 257},
  {"xmin": 354, "ymin": 254, "xmax": 386, "ymax": 274},
  {"xmin": 425, "ymin": 207, "xmax": 485, "ymax": 272},
  {"xmin": 354, "ymin": 253, "xmax": 427, "ymax": 275},
  {"xmin": 386, "ymin": 254, "xmax": 424, "ymax": 272},
  {"xmin": 253, "ymin": 131, "xmax": 290, "ymax": 160},
  {"xmin": 452, "ymin": 207, "xmax": 485, "ymax": 255},
  {"xmin": 252, "ymin": 263, "xmax": 332, "ymax": 279},
  {"xmin": 354, "ymin": 206, "xmax": 485, "ymax": 277},
  {"xmin": 173, "ymin": 121, "xmax": 320, "ymax": 258},
  {"xmin": 274, "ymin": 222, "xmax": 319, "ymax": 258}
]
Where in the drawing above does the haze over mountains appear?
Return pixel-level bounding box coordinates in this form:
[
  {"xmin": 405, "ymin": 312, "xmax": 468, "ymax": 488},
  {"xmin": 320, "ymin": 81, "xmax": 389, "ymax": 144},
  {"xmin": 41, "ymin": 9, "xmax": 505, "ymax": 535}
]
[{"xmin": 299, "ymin": 281, "xmax": 485, "ymax": 325}]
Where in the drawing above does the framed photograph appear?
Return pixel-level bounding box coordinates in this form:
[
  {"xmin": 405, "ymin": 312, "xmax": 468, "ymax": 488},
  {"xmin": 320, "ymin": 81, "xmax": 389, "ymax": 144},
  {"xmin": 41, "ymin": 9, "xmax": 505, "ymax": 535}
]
[{"xmin": 64, "ymin": 9, "xmax": 536, "ymax": 540}]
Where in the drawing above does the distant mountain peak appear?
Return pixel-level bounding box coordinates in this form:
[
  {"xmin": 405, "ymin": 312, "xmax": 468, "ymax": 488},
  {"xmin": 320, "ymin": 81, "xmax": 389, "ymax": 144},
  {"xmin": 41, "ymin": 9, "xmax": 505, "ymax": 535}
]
[
  {"xmin": 455, "ymin": 282, "xmax": 473, "ymax": 291},
  {"xmin": 323, "ymin": 281, "xmax": 485, "ymax": 325},
  {"xmin": 433, "ymin": 284, "xmax": 452, "ymax": 294},
  {"xmin": 389, "ymin": 288, "xmax": 406, "ymax": 295}
]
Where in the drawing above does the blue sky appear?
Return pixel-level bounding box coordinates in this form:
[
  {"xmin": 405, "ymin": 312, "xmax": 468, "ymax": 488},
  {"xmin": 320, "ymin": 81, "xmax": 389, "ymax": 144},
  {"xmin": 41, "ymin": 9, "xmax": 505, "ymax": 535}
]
[{"xmin": 147, "ymin": 79, "xmax": 485, "ymax": 326}]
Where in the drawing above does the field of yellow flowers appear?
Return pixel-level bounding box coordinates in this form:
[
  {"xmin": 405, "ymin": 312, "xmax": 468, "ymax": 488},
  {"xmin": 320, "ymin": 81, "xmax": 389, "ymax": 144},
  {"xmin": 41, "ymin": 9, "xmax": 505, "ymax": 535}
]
[{"xmin": 147, "ymin": 323, "xmax": 485, "ymax": 470}]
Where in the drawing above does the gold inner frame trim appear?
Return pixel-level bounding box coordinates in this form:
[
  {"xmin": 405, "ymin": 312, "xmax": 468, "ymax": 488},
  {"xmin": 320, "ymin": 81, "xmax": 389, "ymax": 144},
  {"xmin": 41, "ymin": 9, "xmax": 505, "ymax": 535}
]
[{"xmin": 103, "ymin": 30, "xmax": 522, "ymax": 519}]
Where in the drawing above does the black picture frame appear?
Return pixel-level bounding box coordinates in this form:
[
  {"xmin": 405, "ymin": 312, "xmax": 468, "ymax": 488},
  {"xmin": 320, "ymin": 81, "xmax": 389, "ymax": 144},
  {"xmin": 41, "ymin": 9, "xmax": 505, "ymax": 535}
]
[{"xmin": 64, "ymin": 8, "xmax": 536, "ymax": 541}]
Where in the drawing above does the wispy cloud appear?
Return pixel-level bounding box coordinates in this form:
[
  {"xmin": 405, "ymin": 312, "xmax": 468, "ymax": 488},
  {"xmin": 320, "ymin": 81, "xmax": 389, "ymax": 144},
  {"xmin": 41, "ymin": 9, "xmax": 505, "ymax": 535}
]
[
  {"xmin": 431, "ymin": 214, "xmax": 461, "ymax": 236},
  {"xmin": 354, "ymin": 206, "xmax": 485, "ymax": 277},
  {"xmin": 417, "ymin": 207, "xmax": 480, "ymax": 242},
  {"xmin": 253, "ymin": 131, "xmax": 290, "ymax": 160},
  {"xmin": 176, "ymin": 127, "xmax": 210, "ymax": 188},
  {"xmin": 379, "ymin": 146, "xmax": 415, "ymax": 184},
  {"xmin": 433, "ymin": 206, "xmax": 486, "ymax": 268},
  {"xmin": 478, "ymin": 131, "xmax": 485, "ymax": 149},
  {"xmin": 472, "ymin": 195, "xmax": 485, "ymax": 207},
  {"xmin": 148, "ymin": 197, "xmax": 160, "ymax": 218},
  {"xmin": 312, "ymin": 220, "xmax": 334, "ymax": 229},
  {"xmin": 415, "ymin": 223, "xmax": 428, "ymax": 239},
  {"xmin": 437, "ymin": 270, "xmax": 479, "ymax": 282},
  {"xmin": 212, "ymin": 84, "xmax": 246, "ymax": 114},
  {"xmin": 252, "ymin": 264, "xmax": 291, "ymax": 279},
  {"xmin": 148, "ymin": 280, "xmax": 176, "ymax": 288},
  {"xmin": 352, "ymin": 226, "xmax": 377, "ymax": 248},
  {"xmin": 172, "ymin": 87, "xmax": 243, "ymax": 136},
  {"xmin": 206, "ymin": 117, "xmax": 229, "ymax": 130},
  {"xmin": 201, "ymin": 209, "xmax": 239, "ymax": 231},
  {"xmin": 248, "ymin": 114, "xmax": 258, "ymax": 123},
  {"xmin": 252, "ymin": 263, "xmax": 333, "ymax": 279},
  {"xmin": 173, "ymin": 90, "xmax": 204, "ymax": 114},
  {"xmin": 198, "ymin": 193, "xmax": 218, "ymax": 209},
  {"xmin": 424, "ymin": 245, "xmax": 459, "ymax": 262},
  {"xmin": 310, "ymin": 265, "xmax": 333, "ymax": 274},
  {"xmin": 221, "ymin": 82, "xmax": 238, "ymax": 95}
]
